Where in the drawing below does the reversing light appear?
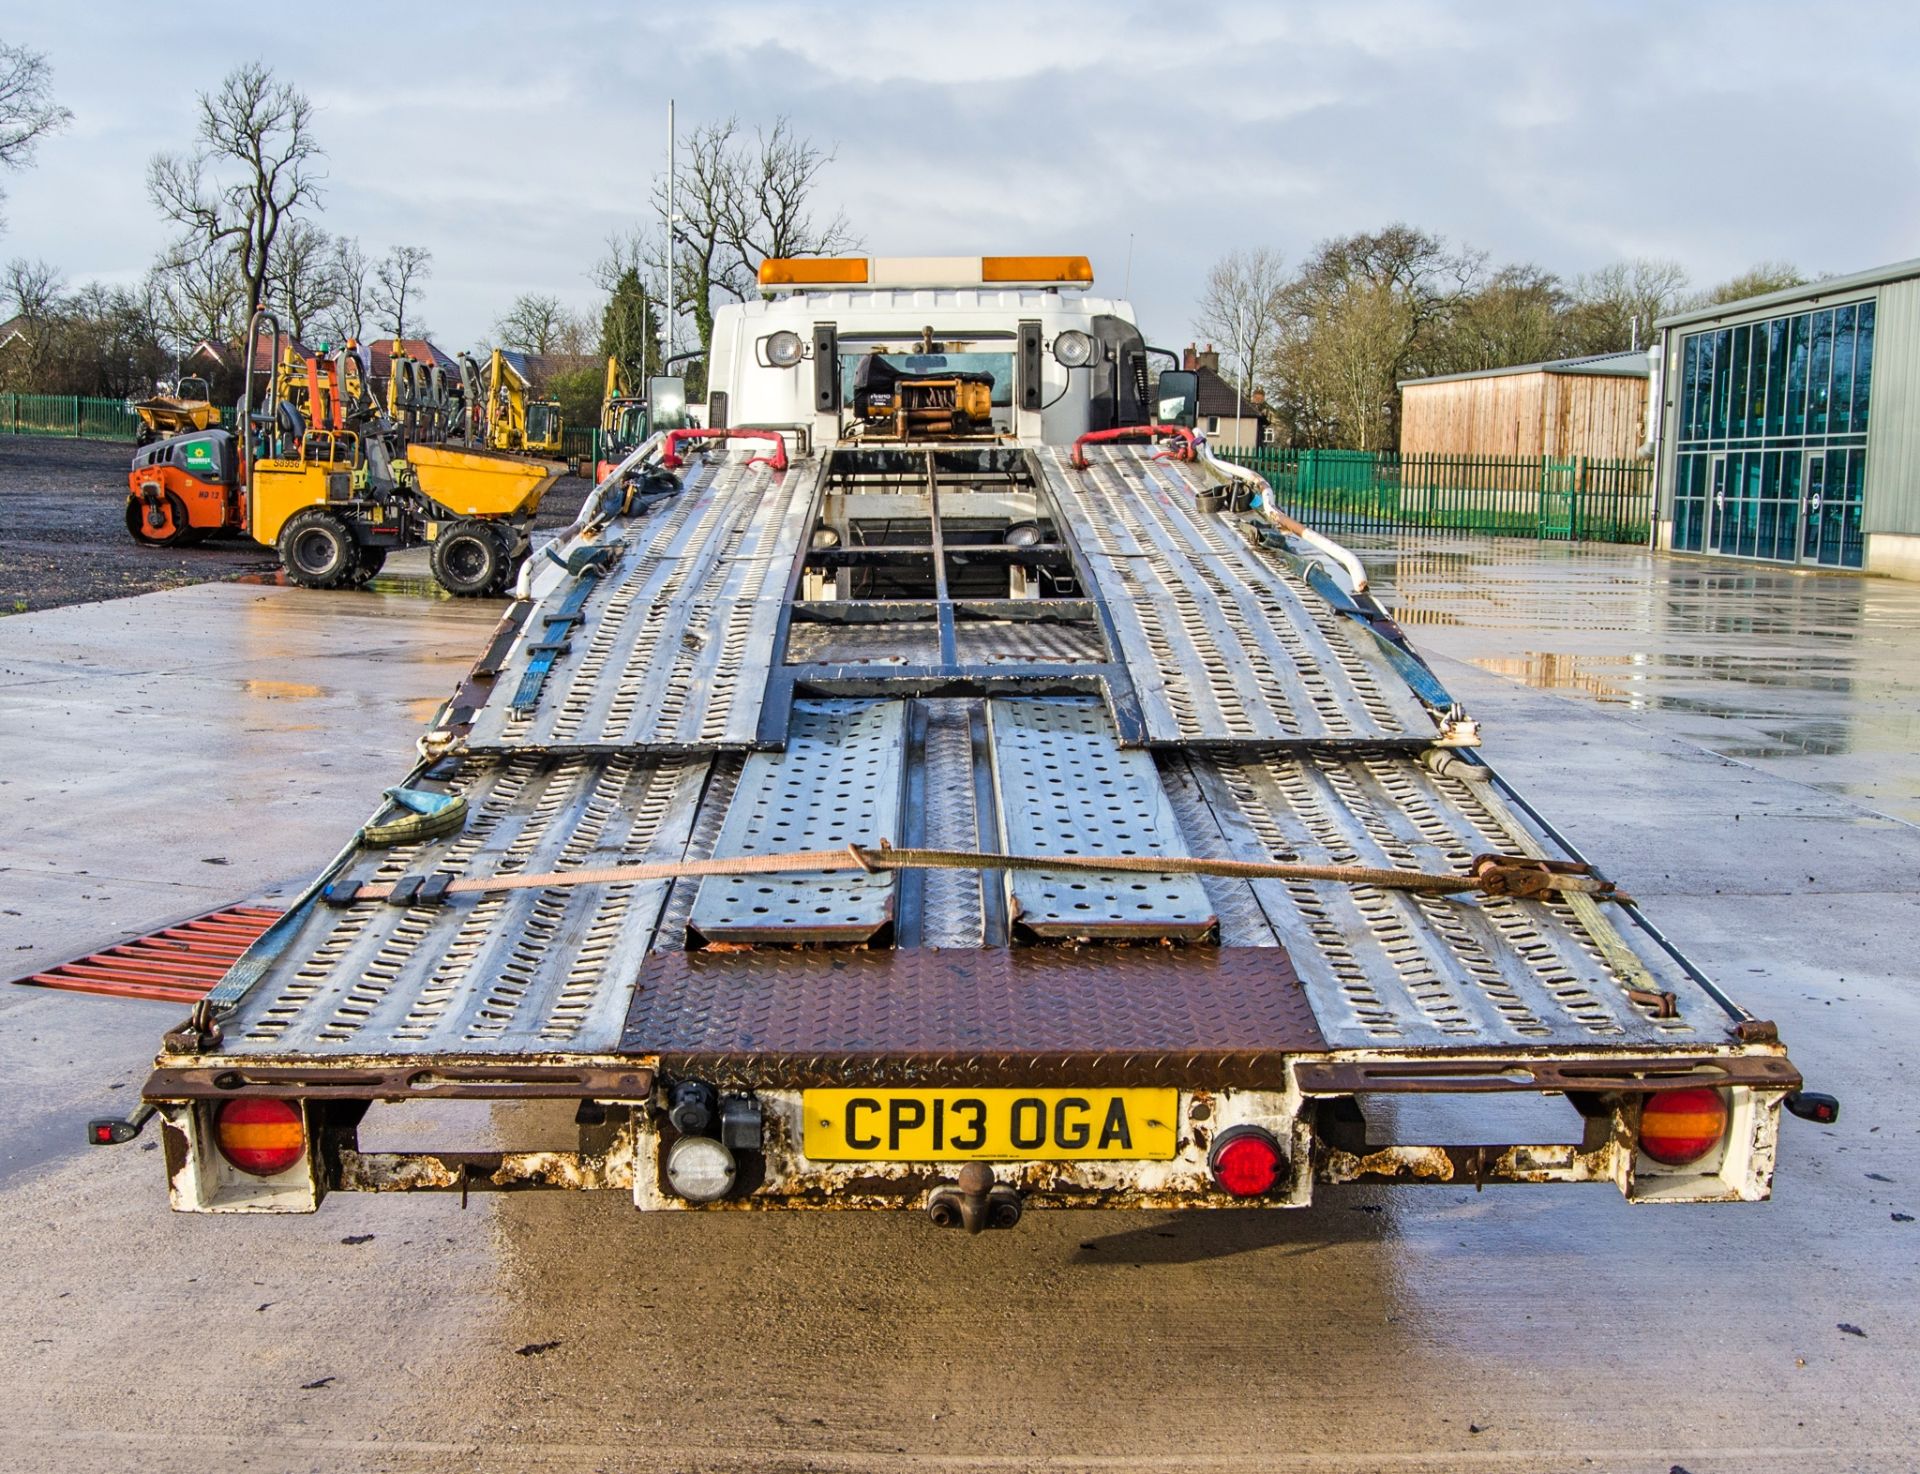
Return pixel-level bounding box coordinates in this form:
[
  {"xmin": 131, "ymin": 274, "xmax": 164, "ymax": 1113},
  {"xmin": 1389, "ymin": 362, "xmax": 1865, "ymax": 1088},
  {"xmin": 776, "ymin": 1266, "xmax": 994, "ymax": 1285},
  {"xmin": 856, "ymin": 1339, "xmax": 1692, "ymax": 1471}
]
[
  {"xmin": 1208, "ymin": 1125, "xmax": 1286, "ymax": 1198},
  {"xmin": 810, "ymin": 527, "xmax": 842, "ymax": 549},
  {"xmin": 1640, "ymin": 1087, "xmax": 1730, "ymax": 1167},
  {"xmin": 764, "ymin": 330, "xmax": 804, "ymax": 367},
  {"xmin": 1004, "ymin": 521, "xmax": 1043, "ymax": 548},
  {"xmin": 1052, "ymin": 330, "xmax": 1094, "ymax": 368},
  {"xmin": 215, "ymin": 1098, "xmax": 306, "ymax": 1177},
  {"xmin": 665, "ymin": 1134, "xmax": 738, "ymax": 1202}
]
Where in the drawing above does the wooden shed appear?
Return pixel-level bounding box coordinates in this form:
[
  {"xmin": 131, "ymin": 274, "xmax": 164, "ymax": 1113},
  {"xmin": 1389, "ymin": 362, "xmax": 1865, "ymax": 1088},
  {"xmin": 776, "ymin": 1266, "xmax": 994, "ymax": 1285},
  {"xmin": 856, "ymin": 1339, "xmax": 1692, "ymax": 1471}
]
[{"xmin": 1398, "ymin": 350, "xmax": 1650, "ymax": 459}]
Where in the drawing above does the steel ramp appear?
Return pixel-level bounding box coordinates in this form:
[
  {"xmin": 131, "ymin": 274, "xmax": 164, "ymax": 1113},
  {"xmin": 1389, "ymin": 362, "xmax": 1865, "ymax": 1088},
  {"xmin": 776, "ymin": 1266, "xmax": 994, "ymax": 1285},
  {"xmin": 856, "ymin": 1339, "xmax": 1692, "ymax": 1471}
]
[
  {"xmin": 987, "ymin": 697, "xmax": 1214, "ymax": 940},
  {"xmin": 1163, "ymin": 747, "xmax": 1728, "ymax": 1049},
  {"xmin": 1036, "ymin": 446, "xmax": 1435, "ymax": 746},
  {"xmin": 464, "ymin": 450, "xmax": 817, "ymax": 753},
  {"xmin": 219, "ymin": 753, "xmax": 713, "ymax": 1055},
  {"xmin": 689, "ymin": 700, "xmax": 908, "ymax": 944}
]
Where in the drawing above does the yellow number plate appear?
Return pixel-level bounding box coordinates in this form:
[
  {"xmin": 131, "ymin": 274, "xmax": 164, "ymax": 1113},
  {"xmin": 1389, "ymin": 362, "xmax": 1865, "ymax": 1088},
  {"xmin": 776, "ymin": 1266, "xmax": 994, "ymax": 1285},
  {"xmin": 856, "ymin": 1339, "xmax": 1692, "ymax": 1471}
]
[{"xmin": 802, "ymin": 1088, "xmax": 1179, "ymax": 1161}]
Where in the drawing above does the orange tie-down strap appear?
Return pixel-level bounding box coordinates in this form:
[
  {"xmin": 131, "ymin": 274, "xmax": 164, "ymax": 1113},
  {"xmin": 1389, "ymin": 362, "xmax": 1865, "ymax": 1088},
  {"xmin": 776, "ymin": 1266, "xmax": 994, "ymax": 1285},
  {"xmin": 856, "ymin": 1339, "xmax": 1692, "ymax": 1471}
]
[{"xmin": 330, "ymin": 845, "xmax": 1623, "ymax": 907}]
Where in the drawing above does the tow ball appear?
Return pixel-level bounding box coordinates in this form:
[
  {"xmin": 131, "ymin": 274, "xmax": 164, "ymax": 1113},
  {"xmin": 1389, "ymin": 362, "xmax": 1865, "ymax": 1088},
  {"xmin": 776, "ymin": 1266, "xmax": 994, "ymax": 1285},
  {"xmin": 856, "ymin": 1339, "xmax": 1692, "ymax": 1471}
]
[{"xmin": 926, "ymin": 1163, "xmax": 1023, "ymax": 1233}]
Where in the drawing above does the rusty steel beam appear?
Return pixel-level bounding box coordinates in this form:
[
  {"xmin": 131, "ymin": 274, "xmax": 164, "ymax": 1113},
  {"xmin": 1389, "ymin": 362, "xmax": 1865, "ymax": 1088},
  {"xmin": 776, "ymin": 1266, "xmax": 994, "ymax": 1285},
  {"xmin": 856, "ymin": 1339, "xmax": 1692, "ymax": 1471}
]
[
  {"xmin": 144, "ymin": 1060, "xmax": 655, "ymax": 1103},
  {"xmin": 1293, "ymin": 1053, "xmax": 1801, "ymax": 1096}
]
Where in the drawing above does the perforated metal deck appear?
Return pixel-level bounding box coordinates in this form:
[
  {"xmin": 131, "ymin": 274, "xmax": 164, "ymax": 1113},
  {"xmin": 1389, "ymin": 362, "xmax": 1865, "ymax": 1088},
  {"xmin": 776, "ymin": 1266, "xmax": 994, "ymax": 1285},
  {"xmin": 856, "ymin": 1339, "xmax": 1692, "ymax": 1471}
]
[
  {"xmin": 219, "ymin": 753, "xmax": 713, "ymax": 1055},
  {"xmin": 464, "ymin": 450, "xmax": 816, "ymax": 752},
  {"xmin": 1160, "ymin": 748, "xmax": 1725, "ymax": 1049},
  {"xmin": 1037, "ymin": 447, "xmax": 1435, "ymax": 746},
  {"xmin": 690, "ymin": 700, "xmax": 907, "ymax": 944},
  {"xmin": 988, "ymin": 697, "xmax": 1214, "ymax": 939}
]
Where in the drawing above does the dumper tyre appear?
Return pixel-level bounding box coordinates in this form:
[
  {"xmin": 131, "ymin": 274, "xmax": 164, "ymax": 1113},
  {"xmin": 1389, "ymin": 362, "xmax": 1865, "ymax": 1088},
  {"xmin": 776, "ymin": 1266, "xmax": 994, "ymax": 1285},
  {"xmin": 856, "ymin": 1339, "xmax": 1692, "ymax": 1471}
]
[
  {"xmin": 125, "ymin": 490, "xmax": 194, "ymax": 548},
  {"xmin": 430, "ymin": 519, "xmax": 508, "ymax": 598},
  {"xmin": 279, "ymin": 509, "xmax": 361, "ymax": 589},
  {"xmin": 346, "ymin": 545, "xmax": 387, "ymax": 586}
]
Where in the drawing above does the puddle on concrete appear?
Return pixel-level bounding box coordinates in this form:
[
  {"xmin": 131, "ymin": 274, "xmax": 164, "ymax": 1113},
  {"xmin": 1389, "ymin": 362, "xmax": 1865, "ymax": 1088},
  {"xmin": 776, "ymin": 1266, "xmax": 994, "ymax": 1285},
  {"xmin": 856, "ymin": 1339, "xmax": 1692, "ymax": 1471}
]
[
  {"xmin": 241, "ymin": 679, "xmax": 327, "ymax": 700},
  {"xmin": 1353, "ymin": 532, "xmax": 1920, "ymax": 823}
]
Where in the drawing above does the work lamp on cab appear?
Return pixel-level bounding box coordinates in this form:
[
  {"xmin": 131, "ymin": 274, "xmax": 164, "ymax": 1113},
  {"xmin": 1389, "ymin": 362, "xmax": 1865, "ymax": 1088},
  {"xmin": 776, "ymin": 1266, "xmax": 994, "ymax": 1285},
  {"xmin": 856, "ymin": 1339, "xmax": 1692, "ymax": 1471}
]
[
  {"xmin": 764, "ymin": 329, "xmax": 805, "ymax": 367},
  {"xmin": 214, "ymin": 1098, "xmax": 306, "ymax": 1177},
  {"xmin": 1052, "ymin": 329, "xmax": 1094, "ymax": 368},
  {"xmin": 1207, "ymin": 1125, "xmax": 1286, "ymax": 1198},
  {"xmin": 665, "ymin": 1134, "xmax": 737, "ymax": 1202},
  {"xmin": 1639, "ymin": 1087, "xmax": 1730, "ymax": 1167}
]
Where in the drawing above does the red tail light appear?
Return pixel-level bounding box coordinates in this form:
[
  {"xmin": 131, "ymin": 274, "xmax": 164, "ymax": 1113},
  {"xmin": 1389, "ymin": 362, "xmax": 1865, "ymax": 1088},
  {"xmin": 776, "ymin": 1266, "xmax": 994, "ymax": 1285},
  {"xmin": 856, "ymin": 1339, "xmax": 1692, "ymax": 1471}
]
[
  {"xmin": 1640, "ymin": 1087, "xmax": 1729, "ymax": 1167},
  {"xmin": 215, "ymin": 1098, "xmax": 306, "ymax": 1176},
  {"xmin": 1208, "ymin": 1125, "xmax": 1286, "ymax": 1198}
]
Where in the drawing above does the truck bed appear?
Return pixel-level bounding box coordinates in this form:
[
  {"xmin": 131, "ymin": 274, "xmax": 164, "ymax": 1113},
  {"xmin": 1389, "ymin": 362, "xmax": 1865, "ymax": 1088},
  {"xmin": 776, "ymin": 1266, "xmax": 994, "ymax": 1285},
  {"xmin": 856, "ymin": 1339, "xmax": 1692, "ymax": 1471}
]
[{"xmin": 207, "ymin": 443, "xmax": 1737, "ymax": 1065}]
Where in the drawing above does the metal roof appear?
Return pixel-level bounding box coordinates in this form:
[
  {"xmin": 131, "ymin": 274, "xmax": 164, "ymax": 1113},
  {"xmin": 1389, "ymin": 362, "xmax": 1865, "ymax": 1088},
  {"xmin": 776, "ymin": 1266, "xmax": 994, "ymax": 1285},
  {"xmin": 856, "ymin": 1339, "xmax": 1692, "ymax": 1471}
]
[
  {"xmin": 1399, "ymin": 349, "xmax": 1649, "ymax": 389},
  {"xmin": 1654, "ymin": 257, "xmax": 1920, "ymax": 331}
]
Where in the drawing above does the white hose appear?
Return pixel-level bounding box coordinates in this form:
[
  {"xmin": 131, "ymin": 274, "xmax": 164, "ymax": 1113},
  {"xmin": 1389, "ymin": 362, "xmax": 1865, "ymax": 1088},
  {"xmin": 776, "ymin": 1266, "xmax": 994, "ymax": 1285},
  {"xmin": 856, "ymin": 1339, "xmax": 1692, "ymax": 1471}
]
[
  {"xmin": 1199, "ymin": 447, "xmax": 1370, "ymax": 594},
  {"xmin": 513, "ymin": 431, "xmax": 669, "ymax": 599}
]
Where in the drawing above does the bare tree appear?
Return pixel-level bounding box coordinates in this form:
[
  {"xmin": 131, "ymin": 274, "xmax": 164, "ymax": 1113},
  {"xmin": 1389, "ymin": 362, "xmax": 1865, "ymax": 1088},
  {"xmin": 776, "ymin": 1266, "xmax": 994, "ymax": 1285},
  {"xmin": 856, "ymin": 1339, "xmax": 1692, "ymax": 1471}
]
[
  {"xmin": 1264, "ymin": 225, "xmax": 1480, "ymax": 448},
  {"xmin": 1193, "ymin": 247, "xmax": 1287, "ymax": 392},
  {"xmin": 0, "ymin": 255, "xmax": 64, "ymax": 385},
  {"xmin": 371, "ymin": 244, "xmax": 431, "ymax": 337},
  {"xmin": 1566, "ymin": 258, "xmax": 1690, "ymax": 352},
  {"xmin": 494, "ymin": 292, "xmax": 569, "ymax": 354},
  {"xmin": 0, "ymin": 42, "xmax": 71, "ymax": 232},
  {"xmin": 270, "ymin": 217, "xmax": 337, "ymax": 341},
  {"xmin": 147, "ymin": 243, "xmax": 246, "ymax": 350},
  {"xmin": 1690, "ymin": 260, "xmax": 1810, "ymax": 309},
  {"xmin": 1431, "ymin": 263, "xmax": 1572, "ymax": 373},
  {"xmin": 636, "ymin": 116, "xmax": 856, "ymax": 355},
  {"xmin": 319, "ymin": 235, "xmax": 371, "ymax": 344},
  {"xmin": 147, "ymin": 62, "xmax": 323, "ymax": 328},
  {"xmin": 3, "ymin": 254, "xmax": 62, "ymax": 320}
]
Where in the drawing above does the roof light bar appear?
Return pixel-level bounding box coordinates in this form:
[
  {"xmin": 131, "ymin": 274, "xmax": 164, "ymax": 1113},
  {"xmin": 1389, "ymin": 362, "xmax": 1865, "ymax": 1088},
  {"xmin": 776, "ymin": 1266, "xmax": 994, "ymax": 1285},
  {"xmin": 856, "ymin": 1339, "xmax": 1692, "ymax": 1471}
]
[{"xmin": 758, "ymin": 255, "xmax": 1094, "ymax": 293}]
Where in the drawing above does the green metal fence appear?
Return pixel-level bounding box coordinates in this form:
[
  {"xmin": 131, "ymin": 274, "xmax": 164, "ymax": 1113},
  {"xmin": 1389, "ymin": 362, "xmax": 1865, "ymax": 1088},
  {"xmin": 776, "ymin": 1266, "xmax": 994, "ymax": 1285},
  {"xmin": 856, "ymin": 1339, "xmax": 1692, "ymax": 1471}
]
[
  {"xmin": 0, "ymin": 393, "xmax": 142, "ymax": 443},
  {"xmin": 1221, "ymin": 447, "xmax": 1653, "ymax": 544},
  {"xmin": 560, "ymin": 426, "xmax": 600, "ymax": 464}
]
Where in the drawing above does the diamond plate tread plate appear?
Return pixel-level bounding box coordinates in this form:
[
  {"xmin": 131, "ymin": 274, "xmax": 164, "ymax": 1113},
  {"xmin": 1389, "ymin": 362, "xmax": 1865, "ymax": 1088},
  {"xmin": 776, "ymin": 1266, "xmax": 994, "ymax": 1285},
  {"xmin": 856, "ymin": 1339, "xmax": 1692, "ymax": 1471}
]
[
  {"xmin": 219, "ymin": 752, "xmax": 712, "ymax": 1056},
  {"xmin": 465, "ymin": 450, "xmax": 819, "ymax": 752},
  {"xmin": 1036, "ymin": 447, "xmax": 1433, "ymax": 746},
  {"xmin": 620, "ymin": 947, "xmax": 1324, "ymax": 1087},
  {"xmin": 1171, "ymin": 748, "xmax": 1723, "ymax": 1049},
  {"xmin": 987, "ymin": 697, "xmax": 1216, "ymax": 940},
  {"xmin": 689, "ymin": 700, "xmax": 907, "ymax": 944}
]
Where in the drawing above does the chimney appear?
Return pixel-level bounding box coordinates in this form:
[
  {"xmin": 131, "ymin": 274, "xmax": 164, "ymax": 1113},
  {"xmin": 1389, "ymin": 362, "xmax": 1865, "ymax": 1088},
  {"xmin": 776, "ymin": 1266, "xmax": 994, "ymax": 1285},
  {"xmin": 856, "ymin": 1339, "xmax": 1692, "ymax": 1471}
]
[
  {"xmin": 1196, "ymin": 343, "xmax": 1220, "ymax": 374},
  {"xmin": 1250, "ymin": 387, "xmax": 1266, "ymax": 407},
  {"xmin": 1183, "ymin": 342, "xmax": 1198, "ymax": 371}
]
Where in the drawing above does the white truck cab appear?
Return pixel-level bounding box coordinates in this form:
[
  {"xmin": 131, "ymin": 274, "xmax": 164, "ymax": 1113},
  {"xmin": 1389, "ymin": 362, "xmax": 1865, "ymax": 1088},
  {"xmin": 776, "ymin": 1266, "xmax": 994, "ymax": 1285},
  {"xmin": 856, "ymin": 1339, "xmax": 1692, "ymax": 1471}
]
[{"xmin": 703, "ymin": 255, "xmax": 1181, "ymax": 449}]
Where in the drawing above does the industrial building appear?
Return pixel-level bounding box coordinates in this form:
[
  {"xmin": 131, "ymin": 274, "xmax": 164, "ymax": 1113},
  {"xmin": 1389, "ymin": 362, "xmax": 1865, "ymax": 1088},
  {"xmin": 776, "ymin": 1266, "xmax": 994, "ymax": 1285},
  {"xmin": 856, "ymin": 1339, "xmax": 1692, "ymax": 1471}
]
[
  {"xmin": 1654, "ymin": 258, "xmax": 1920, "ymax": 578},
  {"xmin": 1398, "ymin": 351, "xmax": 1649, "ymax": 460}
]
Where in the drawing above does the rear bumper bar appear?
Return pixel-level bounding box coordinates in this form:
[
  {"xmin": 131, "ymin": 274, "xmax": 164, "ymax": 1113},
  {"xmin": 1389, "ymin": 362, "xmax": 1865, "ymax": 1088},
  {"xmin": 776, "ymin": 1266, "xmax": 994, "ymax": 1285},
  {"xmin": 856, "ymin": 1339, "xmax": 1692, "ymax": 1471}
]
[{"xmin": 146, "ymin": 1046, "xmax": 1798, "ymax": 1213}]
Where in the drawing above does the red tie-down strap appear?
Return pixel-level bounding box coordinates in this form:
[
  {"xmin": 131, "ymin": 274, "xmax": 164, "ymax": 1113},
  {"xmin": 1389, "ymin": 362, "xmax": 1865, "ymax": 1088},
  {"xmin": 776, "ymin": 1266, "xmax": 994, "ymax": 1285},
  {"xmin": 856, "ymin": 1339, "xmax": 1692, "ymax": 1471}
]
[
  {"xmin": 661, "ymin": 427, "xmax": 789, "ymax": 471},
  {"xmin": 1070, "ymin": 424, "xmax": 1199, "ymax": 469}
]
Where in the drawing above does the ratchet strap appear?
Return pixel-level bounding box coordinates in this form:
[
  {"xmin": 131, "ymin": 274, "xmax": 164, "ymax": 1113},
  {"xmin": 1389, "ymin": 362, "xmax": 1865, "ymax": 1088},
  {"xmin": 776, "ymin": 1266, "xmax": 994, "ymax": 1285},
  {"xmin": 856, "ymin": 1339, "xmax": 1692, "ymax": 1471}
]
[{"xmin": 323, "ymin": 844, "xmax": 1623, "ymax": 906}]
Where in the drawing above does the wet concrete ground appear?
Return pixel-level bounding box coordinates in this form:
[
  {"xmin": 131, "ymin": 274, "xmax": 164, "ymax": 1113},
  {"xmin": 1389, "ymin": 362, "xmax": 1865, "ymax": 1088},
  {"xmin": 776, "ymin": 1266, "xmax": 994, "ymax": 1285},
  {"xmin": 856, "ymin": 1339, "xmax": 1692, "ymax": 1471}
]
[
  {"xmin": 1, "ymin": 538, "xmax": 1916, "ymax": 1472},
  {"xmin": 1356, "ymin": 534, "xmax": 1920, "ymax": 825}
]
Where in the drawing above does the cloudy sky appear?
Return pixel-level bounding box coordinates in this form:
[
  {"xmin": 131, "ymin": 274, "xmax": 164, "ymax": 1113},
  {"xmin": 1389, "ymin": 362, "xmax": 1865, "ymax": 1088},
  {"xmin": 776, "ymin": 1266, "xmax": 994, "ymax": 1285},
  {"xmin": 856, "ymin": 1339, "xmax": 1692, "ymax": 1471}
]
[{"xmin": 5, "ymin": 1, "xmax": 1918, "ymax": 349}]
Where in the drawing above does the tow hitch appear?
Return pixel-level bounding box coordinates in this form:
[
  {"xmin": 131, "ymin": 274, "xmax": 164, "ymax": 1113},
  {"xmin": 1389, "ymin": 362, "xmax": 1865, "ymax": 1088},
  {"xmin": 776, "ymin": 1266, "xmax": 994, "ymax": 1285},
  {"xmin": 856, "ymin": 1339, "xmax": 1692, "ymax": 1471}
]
[{"xmin": 926, "ymin": 1163, "xmax": 1023, "ymax": 1233}]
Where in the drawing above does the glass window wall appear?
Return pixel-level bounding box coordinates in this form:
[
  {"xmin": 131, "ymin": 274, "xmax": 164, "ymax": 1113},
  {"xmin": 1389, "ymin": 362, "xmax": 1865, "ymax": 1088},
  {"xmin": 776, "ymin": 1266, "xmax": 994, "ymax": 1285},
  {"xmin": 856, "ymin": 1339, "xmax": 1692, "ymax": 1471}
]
[{"xmin": 1672, "ymin": 297, "xmax": 1873, "ymax": 567}]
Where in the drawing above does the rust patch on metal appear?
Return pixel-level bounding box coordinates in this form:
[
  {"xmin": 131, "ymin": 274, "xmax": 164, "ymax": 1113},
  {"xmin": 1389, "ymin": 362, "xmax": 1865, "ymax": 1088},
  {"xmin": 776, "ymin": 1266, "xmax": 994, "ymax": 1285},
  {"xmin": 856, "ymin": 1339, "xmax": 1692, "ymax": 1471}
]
[
  {"xmin": 144, "ymin": 1059, "xmax": 654, "ymax": 1102},
  {"xmin": 621, "ymin": 947, "xmax": 1325, "ymax": 1087},
  {"xmin": 1318, "ymin": 1141, "xmax": 1616, "ymax": 1187},
  {"xmin": 1293, "ymin": 1052, "xmax": 1800, "ymax": 1096},
  {"xmin": 338, "ymin": 1146, "xmax": 634, "ymax": 1193}
]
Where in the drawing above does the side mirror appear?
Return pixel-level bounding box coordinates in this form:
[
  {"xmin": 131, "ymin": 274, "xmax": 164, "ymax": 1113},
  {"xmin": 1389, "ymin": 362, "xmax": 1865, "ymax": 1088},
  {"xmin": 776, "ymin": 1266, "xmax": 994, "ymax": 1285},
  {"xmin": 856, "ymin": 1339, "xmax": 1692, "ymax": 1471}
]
[
  {"xmin": 1153, "ymin": 369, "xmax": 1199, "ymax": 427},
  {"xmin": 649, "ymin": 375, "xmax": 688, "ymax": 430}
]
